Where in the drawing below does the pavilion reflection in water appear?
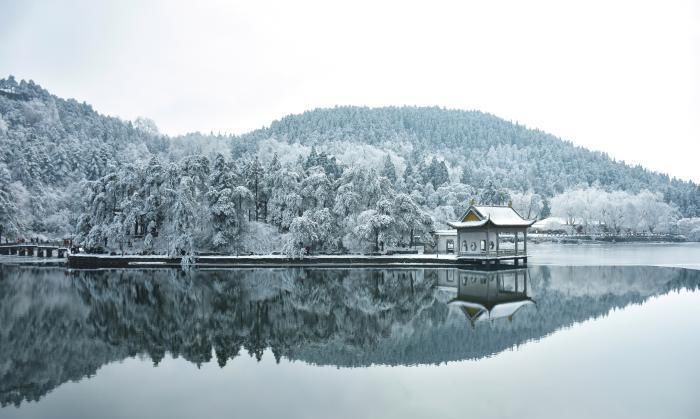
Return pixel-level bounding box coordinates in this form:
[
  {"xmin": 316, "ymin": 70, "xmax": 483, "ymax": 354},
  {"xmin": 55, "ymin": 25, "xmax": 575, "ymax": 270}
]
[{"xmin": 436, "ymin": 268, "xmax": 534, "ymax": 324}]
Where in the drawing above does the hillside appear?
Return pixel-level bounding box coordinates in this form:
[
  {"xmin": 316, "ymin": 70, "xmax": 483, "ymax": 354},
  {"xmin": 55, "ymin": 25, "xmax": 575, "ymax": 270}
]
[
  {"xmin": 0, "ymin": 76, "xmax": 698, "ymax": 250},
  {"xmin": 0, "ymin": 76, "xmax": 170, "ymax": 237},
  {"xmin": 239, "ymin": 107, "xmax": 699, "ymax": 212}
]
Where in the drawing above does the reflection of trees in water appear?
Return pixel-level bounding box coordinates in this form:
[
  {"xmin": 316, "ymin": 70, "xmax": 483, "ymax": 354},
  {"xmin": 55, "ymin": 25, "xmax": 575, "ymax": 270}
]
[{"xmin": 0, "ymin": 265, "xmax": 698, "ymax": 407}]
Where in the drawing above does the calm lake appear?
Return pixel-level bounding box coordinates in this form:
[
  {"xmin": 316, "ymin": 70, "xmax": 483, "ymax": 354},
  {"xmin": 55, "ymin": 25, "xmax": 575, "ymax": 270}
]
[{"xmin": 1, "ymin": 244, "xmax": 700, "ymax": 419}]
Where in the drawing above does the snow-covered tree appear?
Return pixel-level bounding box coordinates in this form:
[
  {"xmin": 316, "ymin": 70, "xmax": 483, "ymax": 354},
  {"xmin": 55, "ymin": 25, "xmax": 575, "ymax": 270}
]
[
  {"xmin": 300, "ymin": 167, "xmax": 332, "ymax": 210},
  {"xmin": 0, "ymin": 163, "xmax": 21, "ymax": 240},
  {"xmin": 549, "ymin": 187, "xmax": 679, "ymax": 234},
  {"xmin": 479, "ymin": 180, "xmax": 510, "ymax": 206},
  {"xmin": 677, "ymin": 218, "xmax": 700, "ymax": 240},
  {"xmin": 510, "ymin": 191, "xmax": 543, "ymax": 220},
  {"xmin": 381, "ymin": 155, "xmax": 397, "ymax": 182},
  {"xmin": 133, "ymin": 117, "xmax": 160, "ymax": 136},
  {"xmin": 241, "ymin": 155, "xmax": 265, "ymax": 221},
  {"xmin": 207, "ymin": 154, "xmax": 237, "ymax": 249},
  {"xmin": 231, "ymin": 186, "xmax": 253, "ymax": 253},
  {"xmin": 164, "ymin": 176, "xmax": 198, "ymax": 256},
  {"xmin": 283, "ymin": 215, "xmax": 318, "ymax": 258},
  {"xmin": 266, "ymin": 165, "xmax": 302, "ymax": 230},
  {"xmin": 354, "ymin": 209, "xmax": 394, "ymax": 251},
  {"xmin": 389, "ymin": 193, "xmax": 433, "ymax": 246}
]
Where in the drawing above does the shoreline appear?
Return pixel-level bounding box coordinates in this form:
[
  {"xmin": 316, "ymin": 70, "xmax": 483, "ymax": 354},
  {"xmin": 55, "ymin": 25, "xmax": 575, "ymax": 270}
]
[
  {"xmin": 65, "ymin": 253, "xmax": 526, "ymax": 269},
  {"xmin": 1, "ymin": 242, "xmax": 698, "ymax": 270},
  {"xmin": 528, "ymin": 234, "xmax": 687, "ymax": 244}
]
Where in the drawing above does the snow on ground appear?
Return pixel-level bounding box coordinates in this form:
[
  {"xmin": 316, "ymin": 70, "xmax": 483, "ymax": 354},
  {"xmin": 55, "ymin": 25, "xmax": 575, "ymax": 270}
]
[
  {"xmin": 65, "ymin": 253, "xmax": 459, "ymax": 260},
  {"xmin": 198, "ymin": 253, "xmax": 458, "ymax": 260}
]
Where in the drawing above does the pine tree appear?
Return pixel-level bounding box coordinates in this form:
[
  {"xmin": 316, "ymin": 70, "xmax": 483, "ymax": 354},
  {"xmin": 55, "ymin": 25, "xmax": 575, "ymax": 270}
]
[
  {"xmin": 231, "ymin": 186, "xmax": 253, "ymax": 254},
  {"xmin": 432, "ymin": 159, "xmax": 450, "ymax": 188},
  {"xmin": 541, "ymin": 198, "xmax": 551, "ymax": 218},
  {"xmin": 0, "ymin": 163, "xmax": 20, "ymax": 240},
  {"xmin": 479, "ymin": 180, "xmax": 510, "ymax": 205},
  {"xmin": 460, "ymin": 165, "xmax": 472, "ymax": 185},
  {"xmin": 207, "ymin": 154, "xmax": 237, "ymax": 249},
  {"xmin": 403, "ymin": 161, "xmax": 415, "ymax": 191},
  {"xmin": 381, "ymin": 155, "xmax": 397, "ymax": 182},
  {"xmin": 241, "ymin": 156, "xmax": 264, "ymax": 221},
  {"xmin": 305, "ymin": 146, "xmax": 319, "ymax": 169}
]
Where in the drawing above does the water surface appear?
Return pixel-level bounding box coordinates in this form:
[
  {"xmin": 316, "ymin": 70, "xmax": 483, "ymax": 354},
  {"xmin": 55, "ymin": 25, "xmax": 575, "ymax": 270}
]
[
  {"xmin": 1, "ymin": 261, "xmax": 699, "ymax": 418},
  {"xmin": 530, "ymin": 242, "xmax": 700, "ymax": 269}
]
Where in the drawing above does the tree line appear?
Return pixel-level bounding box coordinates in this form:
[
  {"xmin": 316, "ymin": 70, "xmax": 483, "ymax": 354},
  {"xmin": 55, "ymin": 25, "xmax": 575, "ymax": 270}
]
[{"xmin": 75, "ymin": 150, "xmax": 436, "ymax": 256}]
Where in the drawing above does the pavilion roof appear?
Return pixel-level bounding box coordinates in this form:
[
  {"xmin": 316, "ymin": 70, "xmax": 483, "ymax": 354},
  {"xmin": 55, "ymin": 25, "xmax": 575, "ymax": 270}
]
[
  {"xmin": 449, "ymin": 299, "xmax": 535, "ymax": 323},
  {"xmin": 446, "ymin": 220, "xmax": 489, "ymax": 229},
  {"xmin": 448, "ymin": 205, "xmax": 535, "ymax": 228}
]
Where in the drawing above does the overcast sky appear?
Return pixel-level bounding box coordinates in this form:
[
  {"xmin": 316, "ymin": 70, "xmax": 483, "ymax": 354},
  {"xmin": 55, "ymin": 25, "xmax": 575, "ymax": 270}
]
[{"xmin": 1, "ymin": 0, "xmax": 698, "ymax": 182}]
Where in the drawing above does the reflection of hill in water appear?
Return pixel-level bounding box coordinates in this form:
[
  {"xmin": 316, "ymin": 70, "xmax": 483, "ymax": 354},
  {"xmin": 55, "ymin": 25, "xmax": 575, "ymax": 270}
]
[{"xmin": 0, "ymin": 265, "xmax": 698, "ymax": 406}]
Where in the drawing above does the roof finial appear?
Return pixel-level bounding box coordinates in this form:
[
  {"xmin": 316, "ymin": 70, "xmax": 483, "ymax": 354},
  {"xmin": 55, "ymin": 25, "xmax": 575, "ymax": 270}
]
[
  {"xmin": 470, "ymin": 198, "xmax": 476, "ymax": 206},
  {"xmin": 508, "ymin": 200, "xmax": 512, "ymax": 208}
]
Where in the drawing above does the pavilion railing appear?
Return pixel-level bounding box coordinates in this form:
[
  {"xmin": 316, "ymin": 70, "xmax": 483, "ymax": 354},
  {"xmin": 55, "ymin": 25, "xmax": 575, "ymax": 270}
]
[{"xmin": 458, "ymin": 249, "xmax": 527, "ymax": 257}]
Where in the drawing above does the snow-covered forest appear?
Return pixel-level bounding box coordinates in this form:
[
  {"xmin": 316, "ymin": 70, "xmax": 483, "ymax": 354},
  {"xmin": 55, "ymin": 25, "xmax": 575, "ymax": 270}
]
[
  {"xmin": 1, "ymin": 76, "xmax": 699, "ymax": 253},
  {"xmin": 75, "ymin": 151, "xmax": 434, "ymax": 255}
]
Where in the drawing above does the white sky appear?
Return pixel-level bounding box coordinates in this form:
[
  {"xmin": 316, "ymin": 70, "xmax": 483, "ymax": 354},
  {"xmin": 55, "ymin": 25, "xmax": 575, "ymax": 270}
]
[{"xmin": 1, "ymin": 0, "xmax": 698, "ymax": 182}]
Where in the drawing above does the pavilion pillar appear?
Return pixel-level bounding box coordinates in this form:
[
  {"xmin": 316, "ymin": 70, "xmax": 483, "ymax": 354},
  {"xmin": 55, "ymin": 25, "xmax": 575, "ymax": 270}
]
[
  {"xmin": 457, "ymin": 230, "xmax": 462, "ymax": 255},
  {"xmin": 524, "ymin": 230, "xmax": 528, "ymax": 254},
  {"xmin": 496, "ymin": 232, "xmax": 500, "ymax": 256},
  {"xmin": 515, "ymin": 232, "xmax": 519, "ymax": 254},
  {"xmin": 486, "ymin": 229, "xmax": 490, "ymax": 256}
]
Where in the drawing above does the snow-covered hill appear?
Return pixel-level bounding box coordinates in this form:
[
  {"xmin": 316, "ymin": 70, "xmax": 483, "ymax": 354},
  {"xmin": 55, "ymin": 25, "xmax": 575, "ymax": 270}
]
[{"xmin": 1, "ymin": 76, "xmax": 698, "ymax": 251}]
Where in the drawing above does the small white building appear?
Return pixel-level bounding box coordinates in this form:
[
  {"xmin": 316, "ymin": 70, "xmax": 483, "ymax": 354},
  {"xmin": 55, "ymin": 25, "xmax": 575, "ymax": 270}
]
[{"xmin": 431, "ymin": 229, "xmax": 458, "ymax": 254}]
